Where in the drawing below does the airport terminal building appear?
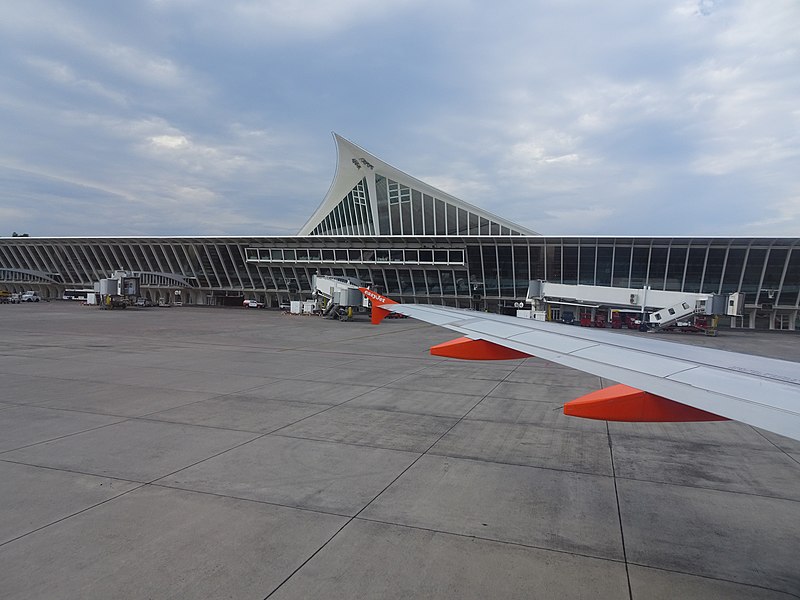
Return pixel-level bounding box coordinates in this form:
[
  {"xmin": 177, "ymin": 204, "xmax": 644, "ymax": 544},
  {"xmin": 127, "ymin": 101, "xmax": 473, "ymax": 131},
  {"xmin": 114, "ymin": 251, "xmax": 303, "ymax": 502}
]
[{"xmin": 1, "ymin": 134, "xmax": 798, "ymax": 329}]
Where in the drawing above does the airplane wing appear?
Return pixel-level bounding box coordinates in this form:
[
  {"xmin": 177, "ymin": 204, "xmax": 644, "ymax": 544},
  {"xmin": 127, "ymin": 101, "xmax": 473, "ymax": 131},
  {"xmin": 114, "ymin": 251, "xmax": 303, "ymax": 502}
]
[{"xmin": 359, "ymin": 288, "xmax": 800, "ymax": 442}]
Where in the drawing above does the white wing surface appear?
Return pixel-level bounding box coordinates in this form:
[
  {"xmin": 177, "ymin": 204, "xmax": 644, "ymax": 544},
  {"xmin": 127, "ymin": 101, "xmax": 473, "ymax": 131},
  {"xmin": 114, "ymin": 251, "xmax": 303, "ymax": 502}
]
[{"xmin": 381, "ymin": 302, "xmax": 800, "ymax": 442}]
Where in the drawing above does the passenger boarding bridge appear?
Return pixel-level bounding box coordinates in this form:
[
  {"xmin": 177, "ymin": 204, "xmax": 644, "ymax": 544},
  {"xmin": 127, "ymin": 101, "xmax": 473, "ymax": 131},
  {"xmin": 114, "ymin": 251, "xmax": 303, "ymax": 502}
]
[{"xmin": 525, "ymin": 281, "xmax": 743, "ymax": 333}]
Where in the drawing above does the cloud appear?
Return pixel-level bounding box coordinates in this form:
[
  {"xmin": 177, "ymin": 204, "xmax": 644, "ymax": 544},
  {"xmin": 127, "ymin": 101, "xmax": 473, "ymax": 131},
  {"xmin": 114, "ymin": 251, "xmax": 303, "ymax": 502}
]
[
  {"xmin": 147, "ymin": 0, "xmax": 428, "ymax": 44},
  {"xmin": 25, "ymin": 56, "xmax": 129, "ymax": 105},
  {"xmin": 748, "ymin": 189, "xmax": 800, "ymax": 236},
  {"xmin": 399, "ymin": 0, "xmax": 800, "ymax": 235},
  {"xmin": 0, "ymin": 206, "xmax": 27, "ymax": 222},
  {"xmin": 150, "ymin": 135, "xmax": 189, "ymax": 149},
  {"xmin": 0, "ymin": 0, "xmax": 797, "ymax": 237}
]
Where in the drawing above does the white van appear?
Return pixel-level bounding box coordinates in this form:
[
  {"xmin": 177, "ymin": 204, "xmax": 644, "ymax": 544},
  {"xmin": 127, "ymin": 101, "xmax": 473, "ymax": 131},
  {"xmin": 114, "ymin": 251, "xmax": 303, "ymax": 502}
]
[{"xmin": 21, "ymin": 291, "xmax": 40, "ymax": 302}]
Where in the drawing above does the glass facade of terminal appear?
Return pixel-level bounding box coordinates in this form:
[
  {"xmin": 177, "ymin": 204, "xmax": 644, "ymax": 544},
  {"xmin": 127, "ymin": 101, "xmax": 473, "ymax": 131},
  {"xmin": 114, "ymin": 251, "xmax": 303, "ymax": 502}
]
[
  {"xmin": 1, "ymin": 236, "xmax": 798, "ymax": 320},
  {"xmin": 308, "ymin": 178, "xmax": 375, "ymax": 235},
  {"xmin": 307, "ymin": 176, "xmax": 527, "ymax": 237},
  {"xmin": 371, "ymin": 175, "xmax": 525, "ymax": 237}
]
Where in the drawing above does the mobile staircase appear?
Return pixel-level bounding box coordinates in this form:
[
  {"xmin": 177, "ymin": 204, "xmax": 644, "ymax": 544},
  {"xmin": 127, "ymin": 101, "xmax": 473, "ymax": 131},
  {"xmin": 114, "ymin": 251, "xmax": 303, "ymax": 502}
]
[
  {"xmin": 648, "ymin": 298, "xmax": 719, "ymax": 335},
  {"xmin": 649, "ymin": 300, "xmax": 702, "ymax": 328}
]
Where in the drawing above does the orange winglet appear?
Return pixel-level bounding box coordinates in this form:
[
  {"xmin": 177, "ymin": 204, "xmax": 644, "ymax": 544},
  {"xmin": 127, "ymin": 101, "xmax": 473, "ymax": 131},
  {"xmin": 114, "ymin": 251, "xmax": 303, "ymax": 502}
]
[
  {"xmin": 359, "ymin": 288, "xmax": 398, "ymax": 325},
  {"xmin": 563, "ymin": 383, "xmax": 728, "ymax": 422},
  {"xmin": 430, "ymin": 337, "xmax": 533, "ymax": 360}
]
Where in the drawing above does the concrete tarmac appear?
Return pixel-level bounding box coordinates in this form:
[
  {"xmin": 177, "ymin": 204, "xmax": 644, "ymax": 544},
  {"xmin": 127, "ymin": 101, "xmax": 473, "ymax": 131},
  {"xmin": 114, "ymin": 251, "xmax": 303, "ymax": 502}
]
[{"xmin": 0, "ymin": 303, "xmax": 798, "ymax": 599}]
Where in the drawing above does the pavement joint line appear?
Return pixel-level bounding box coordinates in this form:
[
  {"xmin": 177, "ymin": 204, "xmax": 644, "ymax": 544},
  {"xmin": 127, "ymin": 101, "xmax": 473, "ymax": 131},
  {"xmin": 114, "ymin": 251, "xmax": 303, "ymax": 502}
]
[
  {"xmin": 750, "ymin": 425, "xmax": 800, "ymax": 468},
  {"xmin": 8, "ymin": 396, "xmax": 346, "ymax": 494},
  {"xmin": 208, "ymin": 397, "xmax": 339, "ymax": 408},
  {"xmin": 2, "ymin": 345, "xmax": 399, "ymax": 383},
  {"xmin": 270, "ymin": 324, "xmax": 442, "ymax": 353},
  {"xmin": 0, "ymin": 417, "xmax": 132, "ymax": 456},
  {"xmin": 492, "ymin": 380, "xmax": 605, "ymax": 389},
  {"xmin": 625, "ymin": 561, "xmax": 800, "ymax": 599},
  {"xmin": 461, "ymin": 413, "xmax": 606, "ymax": 429},
  {"xmin": 0, "ymin": 370, "xmax": 242, "ymax": 396},
  {"xmin": 268, "ymin": 402, "xmax": 469, "ymax": 421},
  {"xmin": 482, "ymin": 380, "xmax": 602, "ymax": 388},
  {"xmin": 141, "ymin": 366, "xmax": 436, "ymax": 489},
  {"xmin": 0, "ymin": 402, "xmax": 146, "ymax": 419},
  {"xmin": 3, "ymin": 322, "xmax": 436, "ymax": 354},
  {"xmin": 2, "ymin": 424, "xmax": 265, "ymax": 489},
  {"xmin": 251, "ymin": 341, "xmax": 438, "ymax": 358},
  {"xmin": 352, "ymin": 516, "xmax": 629, "ymax": 565},
  {"xmin": 247, "ymin": 361, "xmax": 386, "ymax": 383},
  {"xmin": 277, "ymin": 376, "xmax": 411, "ymax": 387},
  {"xmin": 140, "ymin": 406, "xmax": 346, "ymax": 488},
  {"xmin": 0, "ymin": 389, "xmax": 334, "ymax": 430},
  {"xmin": 1, "ymin": 368, "xmax": 386, "ymax": 419},
  {"xmin": 0, "ymin": 482, "xmax": 148, "ymax": 550},
  {"xmin": 249, "ymin": 356, "xmax": 442, "ymax": 383},
  {"xmin": 0, "ymin": 456, "xmax": 163, "ymax": 485},
  {"xmin": 141, "ymin": 430, "xmax": 276, "ymax": 487},
  {"xmin": 606, "ymin": 430, "xmax": 791, "ymax": 452},
  {"xmin": 3, "ymin": 390, "xmax": 354, "ymax": 437},
  {"xmin": 248, "ymin": 362, "xmax": 439, "ymax": 440},
  {"xmin": 0, "ymin": 333, "xmax": 443, "ymax": 366},
  {"xmin": 268, "ymin": 431, "xmax": 448, "ymax": 455},
  {"xmin": 262, "ymin": 355, "xmax": 518, "ymax": 598},
  {"xmin": 129, "ymin": 378, "xmax": 343, "ymax": 421},
  {"xmin": 0, "ymin": 370, "xmax": 274, "ymax": 397},
  {"xmin": 261, "ymin": 431, "xmax": 418, "ymax": 455},
  {"xmin": 345, "ymin": 387, "xmax": 488, "ymax": 400},
  {"xmin": 147, "ymin": 481, "xmax": 354, "ymax": 519},
  {"xmin": 376, "ymin": 384, "xmax": 561, "ymax": 396},
  {"xmin": 131, "ymin": 415, "xmax": 274, "ymax": 435},
  {"xmin": 606, "ymin": 421, "xmax": 634, "ymax": 600},
  {"xmin": 0, "ymin": 396, "xmax": 242, "ymax": 421},
  {"xmin": 260, "ymin": 514, "xmax": 357, "ymax": 599},
  {"xmin": 611, "ymin": 474, "xmax": 800, "ymax": 505},
  {"xmin": 0, "ymin": 458, "xmax": 141, "ymax": 485},
  {"xmin": 295, "ymin": 403, "xmax": 483, "ymax": 420},
  {"xmin": 457, "ymin": 361, "xmax": 528, "ymax": 423},
  {"xmin": 422, "ymin": 450, "xmax": 614, "ymax": 479}
]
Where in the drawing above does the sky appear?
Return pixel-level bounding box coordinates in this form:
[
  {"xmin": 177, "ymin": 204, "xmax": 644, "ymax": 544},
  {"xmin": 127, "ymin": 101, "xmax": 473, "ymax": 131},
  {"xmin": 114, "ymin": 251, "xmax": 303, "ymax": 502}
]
[{"xmin": 0, "ymin": 0, "xmax": 798, "ymax": 237}]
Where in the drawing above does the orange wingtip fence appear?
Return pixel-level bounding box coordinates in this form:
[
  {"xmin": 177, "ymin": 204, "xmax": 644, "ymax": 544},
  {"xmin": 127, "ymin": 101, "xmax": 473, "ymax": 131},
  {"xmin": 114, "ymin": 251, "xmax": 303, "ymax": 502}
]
[
  {"xmin": 563, "ymin": 383, "xmax": 727, "ymax": 423},
  {"xmin": 430, "ymin": 337, "xmax": 532, "ymax": 360},
  {"xmin": 359, "ymin": 288, "xmax": 398, "ymax": 325}
]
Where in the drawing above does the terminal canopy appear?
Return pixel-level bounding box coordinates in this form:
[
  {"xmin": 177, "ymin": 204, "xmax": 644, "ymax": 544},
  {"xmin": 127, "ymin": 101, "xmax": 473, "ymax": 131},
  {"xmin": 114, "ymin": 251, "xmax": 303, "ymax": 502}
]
[{"xmin": 297, "ymin": 133, "xmax": 536, "ymax": 237}]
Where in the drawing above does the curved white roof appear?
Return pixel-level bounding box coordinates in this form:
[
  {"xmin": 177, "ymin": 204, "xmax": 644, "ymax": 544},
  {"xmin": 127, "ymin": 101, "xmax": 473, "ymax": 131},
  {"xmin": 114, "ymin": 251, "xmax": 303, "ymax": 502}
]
[{"xmin": 297, "ymin": 133, "xmax": 537, "ymax": 236}]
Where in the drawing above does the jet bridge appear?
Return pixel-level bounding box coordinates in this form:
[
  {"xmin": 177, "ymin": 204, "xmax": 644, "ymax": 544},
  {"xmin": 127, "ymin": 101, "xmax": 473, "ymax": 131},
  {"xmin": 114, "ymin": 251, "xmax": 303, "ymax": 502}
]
[
  {"xmin": 526, "ymin": 281, "xmax": 735, "ymax": 332},
  {"xmin": 312, "ymin": 275, "xmax": 366, "ymax": 320}
]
